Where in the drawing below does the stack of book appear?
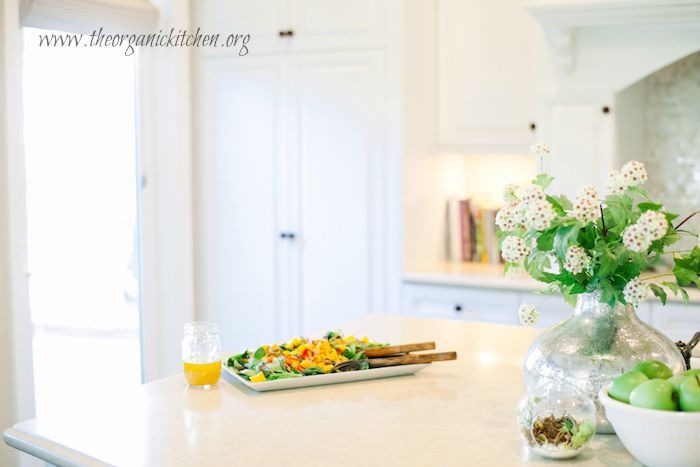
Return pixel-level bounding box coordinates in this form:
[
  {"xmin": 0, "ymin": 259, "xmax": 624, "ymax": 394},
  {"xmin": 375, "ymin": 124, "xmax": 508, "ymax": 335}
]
[{"xmin": 445, "ymin": 198, "xmax": 501, "ymax": 264}]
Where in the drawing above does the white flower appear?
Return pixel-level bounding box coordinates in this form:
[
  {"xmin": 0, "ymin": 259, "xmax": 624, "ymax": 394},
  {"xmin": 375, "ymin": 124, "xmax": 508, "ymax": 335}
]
[
  {"xmin": 503, "ymin": 183, "xmax": 520, "ymax": 206},
  {"xmin": 621, "ymin": 160, "xmax": 648, "ymax": 187},
  {"xmin": 521, "ymin": 185, "xmax": 546, "ymax": 203},
  {"xmin": 564, "ymin": 245, "xmax": 591, "ymax": 275},
  {"xmin": 501, "ymin": 235, "xmax": 530, "ymax": 263},
  {"xmin": 530, "ymin": 143, "xmax": 550, "ymax": 159},
  {"xmin": 523, "ymin": 200, "xmax": 556, "ymax": 231},
  {"xmin": 638, "ymin": 210, "xmax": 668, "ymax": 241},
  {"xmin": 622, "ymin": 223, "xmax": 652, "ymax": 253},
  {"xmin": 606, "ymin": 170, "xmax": 627, "ymax": 196},
  {"xmin": 569, "ymin": 186, "xmax": 599, "ymax": 223},
  {"xmin": 623, "ymin": 277, "xmax": 650, "ymax": 306},
  {"xmin": 495, "ymin": 205, "xmax": 519, "ymax": 232},
  {"xmin": 518, "ymin": 304, "xmax": 539, "ymax": 326}
]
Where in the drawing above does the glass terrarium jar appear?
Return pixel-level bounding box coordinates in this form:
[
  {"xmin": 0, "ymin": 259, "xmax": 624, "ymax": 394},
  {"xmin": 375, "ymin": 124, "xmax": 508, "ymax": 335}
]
[
  {"xmin": 518, "ymin": 380, "xmax": 596, "ymax": 459},
  {"xmin": 523, "ymin": 292, "xmax": 685, "ymax": 434}
]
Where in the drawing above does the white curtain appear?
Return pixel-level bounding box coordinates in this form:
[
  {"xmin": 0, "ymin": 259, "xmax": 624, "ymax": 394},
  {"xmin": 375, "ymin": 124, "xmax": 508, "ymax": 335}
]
[{"xmin": 20, "ymin": 0, "xmax": 158, "ymax": 34}]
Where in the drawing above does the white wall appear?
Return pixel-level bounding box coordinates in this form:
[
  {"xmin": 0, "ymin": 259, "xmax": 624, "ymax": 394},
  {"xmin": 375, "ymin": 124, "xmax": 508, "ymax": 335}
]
[
  {"xmin": 402, "ymin": 0, "xmax": 442, "ymax": 266},
  {"xmin": 1, "ymin": 1, "xmax": 37, "ymax": 465},
  {"xmin": 139, "ymin": 0, "xmax": 196, "ymax": 381}
]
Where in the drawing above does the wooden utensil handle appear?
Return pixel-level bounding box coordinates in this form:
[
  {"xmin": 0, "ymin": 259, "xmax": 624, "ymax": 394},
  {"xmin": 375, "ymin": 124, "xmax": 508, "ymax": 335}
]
[
  {"xmin": 368, "ymin": 351, "xmax": 457, "ymax": 368},
  {"xmin": 363, "ymin": 342, "xmax": 436, "ymax": 358}
]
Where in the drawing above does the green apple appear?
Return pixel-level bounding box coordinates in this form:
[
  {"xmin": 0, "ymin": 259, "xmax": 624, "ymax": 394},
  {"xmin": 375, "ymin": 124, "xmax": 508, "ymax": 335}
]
[
  {"xmin": 629, "ymin": 379, "xmax": 679, "ymax": 411},
  {"xmin": 684, "ymin": 368, "xmax": 700, "ymax": 377},
  {"xmin": 669, "ymin": 374, "xmax": 689, "ymax": 393},
  {"xmin": 609, "ymin": 370, "xmax": 649, "ymax": 403},
  {"xmin": 632, "ymin": 360, "xmax": 673, "ymax": 380},
  {"xmin": 679, "ymin": 375, "xmax": 700, "ymax": 412}
]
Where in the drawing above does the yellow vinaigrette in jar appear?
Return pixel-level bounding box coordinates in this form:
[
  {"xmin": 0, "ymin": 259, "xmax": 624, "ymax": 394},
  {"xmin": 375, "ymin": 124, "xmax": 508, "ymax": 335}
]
[{"xmin": 183, "ymin": 361, "xmax": 222, "ymax": 387}]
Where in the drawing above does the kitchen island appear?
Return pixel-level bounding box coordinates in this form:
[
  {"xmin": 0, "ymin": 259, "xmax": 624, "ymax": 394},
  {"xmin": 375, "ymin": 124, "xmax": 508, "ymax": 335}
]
[{"xmin": 4, "ymin": 315, "xmax": 638, "ymax": 466}]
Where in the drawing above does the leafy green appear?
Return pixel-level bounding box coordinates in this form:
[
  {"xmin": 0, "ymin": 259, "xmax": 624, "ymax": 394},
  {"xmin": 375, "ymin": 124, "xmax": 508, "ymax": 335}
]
[
  {"xmin": 253, "ymin": 347, "xmax": 266, "ymax": 360},
  {"xmin": 532, "ymin": 173, "xmax": 554, "ymax": 189}
]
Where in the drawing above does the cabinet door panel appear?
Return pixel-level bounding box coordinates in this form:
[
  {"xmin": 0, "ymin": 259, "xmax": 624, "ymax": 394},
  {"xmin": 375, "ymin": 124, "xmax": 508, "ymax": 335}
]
[
  {"xmin": 193, "ymin": 0, "xmax": 289, "ymax": 56},
  {"xmin": 289, "ymin": 0, "xmax": 386, "ymax": 52},
  {"xmin": 196, "ymin": 57, "xmax": 285, "ymax": 349},
  {"xmin": 437, "ymin": 0, "xmax": 536, "ymax": 151},
  {"xmin": 289, "ymin": 53, "xmax": 383, "ymax": 334}
]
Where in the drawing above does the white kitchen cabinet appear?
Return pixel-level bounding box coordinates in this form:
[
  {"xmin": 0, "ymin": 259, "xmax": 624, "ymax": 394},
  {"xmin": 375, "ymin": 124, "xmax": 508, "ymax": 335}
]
[
  {"xmin": 650, "ymin": 302, "xmax": 700, "ymax": 343},
  {"xmin": 193, "ymin": 6, "xmax": 394, "ymax": 349},
  {"xmin": 196, "ymin": 56, "xmax": 287, "ymax": 349},
  {"xmin": 288, "ymin": 52, "xmax": 384, "ymax": 335},
  {"xmin": 402, "ymin": 283, "xmax": 520, "ymax": 324},
  {"xmin": 402, "ymin": 281, "xmax": 700, "ymax": 341},
  {"xmin": 193, "ymin": 0, "xmax": 387, "ymax": 57},
  {"xmin": 437, "ymin": 0, "xmax": 538, "ymax": 152}
]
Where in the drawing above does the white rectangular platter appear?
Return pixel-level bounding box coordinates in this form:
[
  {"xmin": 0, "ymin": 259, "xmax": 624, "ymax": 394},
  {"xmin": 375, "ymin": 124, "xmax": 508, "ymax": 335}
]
[{"xmin": 222, "ymin": 362, "xmax": 430, "ymax": 392}]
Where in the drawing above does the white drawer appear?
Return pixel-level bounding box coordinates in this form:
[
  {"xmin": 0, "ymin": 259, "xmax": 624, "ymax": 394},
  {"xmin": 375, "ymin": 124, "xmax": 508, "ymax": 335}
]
[{"xmin": 402, "ymin": 283, "xmax": 520, "ymax": 325}]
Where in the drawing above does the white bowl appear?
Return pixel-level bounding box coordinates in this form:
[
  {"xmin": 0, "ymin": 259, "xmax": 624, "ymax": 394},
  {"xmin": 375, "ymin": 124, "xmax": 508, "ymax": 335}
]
[{"xmin": 599, "ymin": 385, "xmax": 700, "ymax": 467}]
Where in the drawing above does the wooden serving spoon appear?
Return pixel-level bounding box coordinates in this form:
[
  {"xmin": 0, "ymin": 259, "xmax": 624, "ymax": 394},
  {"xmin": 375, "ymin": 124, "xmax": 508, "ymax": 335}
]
[{"xmin": 334, "ymin": 351, "xmax": 457, "ymax": 372}]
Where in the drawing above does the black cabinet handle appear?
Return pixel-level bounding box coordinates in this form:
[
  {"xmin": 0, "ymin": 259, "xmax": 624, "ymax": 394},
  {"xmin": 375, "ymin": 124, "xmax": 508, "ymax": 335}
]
[
  {"xmin": 279, "ymin": 232, "xmax": 297, "ymax": 239},
  {"xmin": 454, "ymin": 304, "xmax": 463, "ymax": 313},
  {"xmin": 278, "ymin": 30, "xmax": 295, "ymax": 37}
]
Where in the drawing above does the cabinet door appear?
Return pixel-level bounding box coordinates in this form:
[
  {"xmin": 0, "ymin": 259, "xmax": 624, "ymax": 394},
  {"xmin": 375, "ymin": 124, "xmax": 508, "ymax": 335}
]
[
  {"xmin": 195, "ymin": 56, "xmax": 287, "ymax": 350},
  {"xmin": 288, "ymin": 52, "xmax": 385, "ymax": 335},
  {"xmin": 288, "ymin": 0, "xmax": 387, "ymax": 52},
  {"xmin": 192, "ymin": 0, "xmax": 289, "ymax": 56},
  {"xmin": 437, "ymin": 0, "xmax": 536, "ymax": 152}
]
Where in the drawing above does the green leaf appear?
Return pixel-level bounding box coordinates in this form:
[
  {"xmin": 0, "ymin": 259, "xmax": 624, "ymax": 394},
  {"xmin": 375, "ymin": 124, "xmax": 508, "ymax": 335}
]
[
  {"xmin": 649, "ymin": 284, "xmax": 667, "ymax": 305},
  {"xmin": 536, "ymin": 228, "xmax": 557, "ymax": 251},
  {"xmin": 553, "ymin": 224, "xmax": 581, "ymax": 258},
  {"xmin": 638, "ymin": 202, "xmax": 663, "ymax": 212},
  {"xmin": 673, "ymin": 266, "xmax": 698, "ymax": 287},
  {"xmin": 680, "ymin": 288, "xmax": 690, "ymax": 304},
  {"xmin": 532, "ymin": 173, "xmax": 554, "ymax": 189},
  {"xmin": 594, "ymin": 239, "xmax": 616, "ymax": 277},
  {"xmin": 626, "ymin": 186, "xmax": 650, "ymax": 199},
  {"xmin": 549, "ymin": 194, "xmax": 573, "ymax": 211},
  {"xmin": 661, "ymin": 281, "xmax": 681, "ymax": 296},
  {"xmin": 664, "ymin": 212, "xmax": 680, "ymax": 222},
  {"xmin": 253, "ymin": 347, "xmax": 266, "ymax": 360}
]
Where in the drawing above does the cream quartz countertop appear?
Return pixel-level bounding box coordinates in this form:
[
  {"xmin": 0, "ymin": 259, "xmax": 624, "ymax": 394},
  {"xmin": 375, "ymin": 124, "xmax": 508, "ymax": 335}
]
[
  {"xmin": 4, "ymin": 315, "xmax": 639, "ymax": 467},
  {"xmin": 404, "ymin": 262, "xmax": 700, "ymax": 303}
]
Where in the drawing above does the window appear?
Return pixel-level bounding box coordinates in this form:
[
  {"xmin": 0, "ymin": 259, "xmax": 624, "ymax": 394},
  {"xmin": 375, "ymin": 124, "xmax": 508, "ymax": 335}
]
[{"xmin": 22, "ymin": 27, "xmax": 142, "ymax": 416}]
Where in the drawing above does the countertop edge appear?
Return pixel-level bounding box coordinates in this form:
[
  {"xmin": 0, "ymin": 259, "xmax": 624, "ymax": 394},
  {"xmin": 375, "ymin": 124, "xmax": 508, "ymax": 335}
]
[
  {"xmin": 4, "ymin": 426, "xmax": 112, "ymax": 467},
  {"xmin": 403, "ymin": 272, "xmax": 700, "ymax": 304}
]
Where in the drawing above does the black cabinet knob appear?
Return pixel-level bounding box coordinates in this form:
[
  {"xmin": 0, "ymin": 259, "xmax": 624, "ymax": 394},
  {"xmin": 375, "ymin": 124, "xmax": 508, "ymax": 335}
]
[
  {"xmin": 529, "ymin": 122, "xmax": 536, "ymax": 131},
  {"xmin": 279, "ymin": 232, "xmax": 288, "ymax": 238},
  {"xmin": 288, "ymin": 232, "xmax": 296, "ymax": 239},
  {"xmin": 454, "ymin": 304, "xmax": 462, "ymax": 313}
]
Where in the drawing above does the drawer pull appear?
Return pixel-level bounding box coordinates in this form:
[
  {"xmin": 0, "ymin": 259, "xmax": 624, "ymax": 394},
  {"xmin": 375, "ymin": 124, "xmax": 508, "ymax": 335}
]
[{"xmin": 454, "ymin": 304, "xmax": 463, "ymax": 313}]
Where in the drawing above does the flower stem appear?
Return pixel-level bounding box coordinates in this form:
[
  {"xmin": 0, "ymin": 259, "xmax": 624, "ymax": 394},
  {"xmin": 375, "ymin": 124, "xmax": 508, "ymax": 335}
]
[
  {"xmin": 674, "ymin": 211, "xmax": 700, "ymax": 230},
  {"xmin": 641, "ymin": 273, "xmax": 675, "ymax": 281},
  {"xmin": 599, "ymin": 205, "xmax": 607, "ymax": 237}
]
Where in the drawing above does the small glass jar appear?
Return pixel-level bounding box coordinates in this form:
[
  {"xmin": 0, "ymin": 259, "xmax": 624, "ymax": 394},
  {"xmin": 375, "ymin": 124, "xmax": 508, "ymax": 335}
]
[
  {"xmin": 517, "ymin": 380, "xmax": 596, "ymax": 460},
  {"xmin": 181, "ymin": 321, "xmax": 222, "ymax": 388}
]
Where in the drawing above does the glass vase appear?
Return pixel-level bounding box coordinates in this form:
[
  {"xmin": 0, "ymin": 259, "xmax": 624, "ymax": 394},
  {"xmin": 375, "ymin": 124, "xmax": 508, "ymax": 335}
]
[{"xmin": 523, "ymin": 292, "xmax": 685, "ymax": 434}]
